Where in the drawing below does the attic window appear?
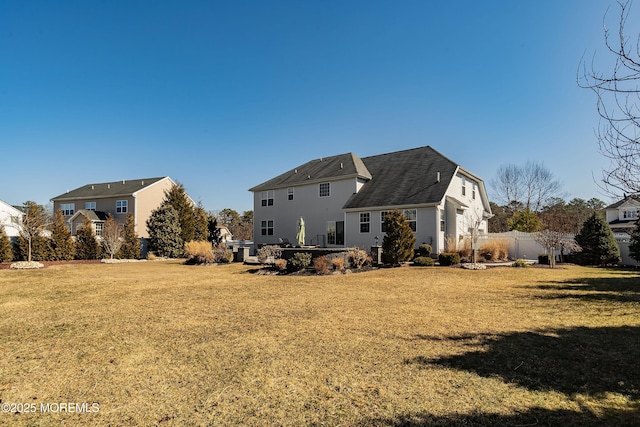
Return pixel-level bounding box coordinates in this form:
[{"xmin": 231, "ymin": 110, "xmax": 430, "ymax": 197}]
[{"xmin": 319, "ymin": 182, "xmax": 330, "ymax": 198}]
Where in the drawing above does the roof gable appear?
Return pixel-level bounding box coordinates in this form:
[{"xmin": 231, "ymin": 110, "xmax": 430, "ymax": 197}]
[
  {"xmin": 607, "ymin": 196, "xmax": 640, "ymax": 210},
  {"xmin": 249, "ymin": 153, "xmax": 371, "ymax": 192},
  {"xmin": 343, "ymin": 146, "xmax": 458, "ymax": 209},
  {"xmin": 52, "ymin": 177, "xmax": 170, "ymax": 201}
]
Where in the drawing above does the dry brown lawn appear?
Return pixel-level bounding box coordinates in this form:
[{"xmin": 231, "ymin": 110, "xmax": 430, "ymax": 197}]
[{"xmin": 0, "ymin": 261, "xmax": 638, "ymax": 426}]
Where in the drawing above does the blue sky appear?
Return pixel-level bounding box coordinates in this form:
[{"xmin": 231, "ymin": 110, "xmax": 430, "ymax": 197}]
[{"xmin": 0, "ymin": 1, "xmax": 633, "ymax": 213}]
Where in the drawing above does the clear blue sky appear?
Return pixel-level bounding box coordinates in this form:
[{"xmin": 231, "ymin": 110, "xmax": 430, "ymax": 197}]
[{"xmin": 0, "ymin": 0, "xmax": 632, "ymax": 213}]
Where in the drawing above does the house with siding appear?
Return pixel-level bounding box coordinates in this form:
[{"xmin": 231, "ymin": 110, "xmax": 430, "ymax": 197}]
[
  {"xmin": 0, "ymin": 199, "xmax": 24, "ymax": 238},
  {"xmin": 249, "ymin": 146, "xmax": 492, "ymax": 253},
  {"xmin": 51, "ymin": 177, "xmax": 178, "ymax": 238},
  {"xmin": 605, "ymin": 196, "xmax": 640, "ymax": 235}
]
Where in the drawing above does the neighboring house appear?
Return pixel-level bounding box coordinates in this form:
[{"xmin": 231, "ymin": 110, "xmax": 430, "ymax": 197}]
[
  {"xmin": 0, "ymin": 199, "xmax": 24, "ymax": 237},
  {"xmin": 605, "ymin": 195, "xmax": 640, "ymax": 235},
  {"xmin": 217, "ymin": 224, "xmax": 233, "ymax": 242},
  {"xmin": 51, "ymin": 177, "xmax": 179, "ymax": 238},
  {"xmin": 249, "ymin": 146, "xmax": 492, "ymax": 253}
]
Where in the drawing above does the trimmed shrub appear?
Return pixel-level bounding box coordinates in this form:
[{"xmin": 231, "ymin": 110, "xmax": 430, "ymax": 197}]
[
  {"xmin": 257, "ymin": 245, "xmax": 283, "ymax": 264},
  {"xmin": 287, "ymin": 252, "xmax": 311, "ymax": 272},
  {"xmin": 274, "ymin": 258, "xmax": 287, "ymax": 271},
  {"xmin": 313, "ymin": 256, "xmax": 331, "ymax": 274},
  {"xmin": 538, "ymin": 254, "xmax": 550, "ymax": 265},
  {"xmin": 415, "ymin": 243, "xmax": 432, "ymax": 258},
  {"xmin": 413, "ymin": 256, "xmax": 435, "ymax": 266},
  {"xmin": 479, "ymin": 240, "xmax": 509, "ymax": 261},
  {"xmin": 438, "ymin": 252, "xmax": 461, "ymax": 266},
  {"xmin": 348, "ymin": 248, "xmax": 369, "ymax": 269},
  {"xmin": 332, "ymin": 257, "xmax": 345, "ymax": 270},
  {"xmin": 512, "ymin": 259, "xmax": 530, "ymax": 268},
  {"xmin": 381, "ymin": 209, "xmax": 416, "ymax": 264}
]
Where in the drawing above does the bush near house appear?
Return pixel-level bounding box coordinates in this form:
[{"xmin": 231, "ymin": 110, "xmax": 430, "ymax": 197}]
[
  {"xmin": 257, "ymin": 245, "xmax": 282, "ymax": 264},
  {"xmin": 331, "ymin": 257, "xmax": 345, "ymax": 270},
  {"xmin": 348, "ymin": 248, "xmax": 369, "ymax": 269},
  {"xmin": 538, "ymin": 254, "xmax": 550, "ymax": 265},
  {"xmin": 413, "ymin": 256, "xmax": 435, "ymax": 266},
  {"xmin": 512, "ymin": 259, "xmax": 530, "ymax": 268},
  {"xmin": 479, "ymin": 240, "xmax": 509, "ymax": 261},
  {"xmin": 313, "ymin": 256, "xmax": 331, "ymax": 274},
  {"xmin": 0, "ymin": 225, "xmax": 13, "ymax": 262},
  {"xmin": 287, "ymin": 252, "xmax": 312, "ymax": 272},
  {"xmin": 438, "ymin": 252, "xmax": 461, "ymax": 266},
  {"xmin": 415, "ymin": 243, "xmax": 432, "ymax": 258}
]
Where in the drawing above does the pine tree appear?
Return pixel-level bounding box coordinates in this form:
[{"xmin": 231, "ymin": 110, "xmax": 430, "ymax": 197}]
[
  {"xmin": 147, "ymin": 202, "xmax": 183, "ymax": 257},
  {"xmin": 574, "ymin": 213, "xmax": 620, "ymax": 266},
  {"xmin": 163, "ymin": 183, "xmax": 193, "ymax": 243},
  {"xmin": 207, "ymin": 215, "xmax": 221, "ymax": 245},
  {"xmin": 117, "ymin": 214, "xmax": 141, "ymax": 259},
  {"xmin": 50, "ymin": 209, "xmax": 76, "ymax": 260},
  {"xmin": 381, "ymin": 209, "xmax": 416, "ymax": 265},
  {"xmin": 193, "ymin": 203, "xmax": 209, "ymax": 242},
  {"xmin": 75, "ymin": 218, "xmax": 102, "ymax": 260},
  {"xmin": 17, "ymin": 234, "xmax": 52, "ymax": 261},
  {"xmin": 628, "ymin": 219, "xmax": 640, "ymax": 263},
  {"xmin": 0, "ymin": 225, "xmax": 13, "ymax": 262}
]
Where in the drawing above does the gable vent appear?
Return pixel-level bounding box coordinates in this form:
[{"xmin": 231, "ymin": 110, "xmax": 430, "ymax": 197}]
[
  {"xmin": 340, "ymin": 162, "xmax": 343, "ymax": 169},
  {"xmin": 141, "ymin": 180, "xmax": 145, "ymax": 186},
  {"xmin": 122, "ymin": 180, "xmax": 125, "ymax": 184},
  {"xmin": 294, "ymin": 169, "xmax": 298, "ymax": 174},
  {"xmin": 91, "ymin": 185, "xmax": 94, "ymax": 190},
  {"xmin": 108, "ymin": 184, "xmax": 110, "ymax": 189},
  {"xmin": 436, "ymin": 172, "xmax": 441, "ymax": 183}
]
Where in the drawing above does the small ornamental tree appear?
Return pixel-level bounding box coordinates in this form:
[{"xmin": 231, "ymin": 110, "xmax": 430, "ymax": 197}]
[
  {"xmin": 117, "ymin": 214, "xmax": 141, "ymax": 259},
  {"xmin": 381, "ymin": 209, "xmax": 416, "ymax": 265},
  {"xmin": 193, "ymin": 203, "xmax": 209, "ymax": 242},
  {"xmin": 75, "ymin": 218, "xmax": 102, "ymax": 260},
  {"xmin": 13, "ymin": 201, "xmax": 49, "ymax": 262},
  {"xmin": 163, "ymin": 183, "xmax": 194, "ymax": 244},
  {"xmin": 50, "ymin": 209, "xmax": 76, "ymax": 261},
  {"xmin": 147, "ymin": 202, "xmax": 183, "ymax": 258},
  {"xmin": 0, "ymin": 225, "xmax": 13, "ymax": 262},
  {"xmin": 628, "ymin": 219, "xmax": 640, "ymax": 263},
  {"xmin": 574, "ymin": 213, "xmax": 620, "ymax": 266},
  {"xmin": 101, "ymin": 215, "xmax": 123, "ymax": 259}
]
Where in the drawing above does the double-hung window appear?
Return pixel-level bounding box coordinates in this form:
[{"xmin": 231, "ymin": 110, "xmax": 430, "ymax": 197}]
[
  {"xmin": 60, "ymin": 203, "xmax": 75, "ymax": 216},
  {"xmin": 261, "ymin": 220, "xmax": 274, "ymax": 236},
  {"xmin": 85, "ymin": 202, "xmax": 96, "ymax": 211},
  {"xmin": 403, "ymin": 209, "xmax": 417, "ymax": 232},
  {"xmin": 360, "ymin": 212, "xmax": 370, "ymax": 233},
  {"xmin": 261, "ymin": 191, "xmax": 274, "ymax": 206},
  {"xmin": 461, "ymin": 176, "xmax": 466, "ymax": 196},
  {"xmin": 116, "ymin": 200, "xmax": 128, "ymax": 213},
  {"xmin": 319, "ymin": 182, "xmax": 330, "ymax": 197},
  {"xmin": 381, "ymin": 211, "xmax": 388, "ymax": 232},
  {"xmin": 95, "ymin": 222, "xmax": 103, "ymax": 236},
  {"xmin": 287, "ymin": 188, "xmax": 294, "ymax": 201}
]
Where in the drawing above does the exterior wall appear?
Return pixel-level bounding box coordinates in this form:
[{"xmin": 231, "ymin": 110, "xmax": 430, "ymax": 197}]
[
  {"xmin": 253, "ymin": 178, "xmax": 359, "ymax": 248},
  {"xmin": 0, "ymin": 202, "xmax": 23, "ymax": 237},
  {"xmin": 443, "ymin": 172, "xmax": 489, "ymax": 247},
  {"xmin": 54, "ymin": 196, "xmax": 135, "ymax": 234},
  {"xmin": 134, "ymin": 177, "xmax": 175, "ymax": 238}
]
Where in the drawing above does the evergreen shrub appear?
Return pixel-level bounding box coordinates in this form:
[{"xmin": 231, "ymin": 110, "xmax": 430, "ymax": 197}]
[
  {"xmin": 413, "ymin": 256, "xmax": 435, "ymax": 266},
  {"xmin": 438, "ymin": 252, "xmax": 461, "ymax": 266}
]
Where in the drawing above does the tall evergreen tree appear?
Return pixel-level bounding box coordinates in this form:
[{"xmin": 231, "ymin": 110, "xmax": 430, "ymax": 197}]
[
  {"xmin": 207, "ymin": 214, "xmax": 221, "ymax": 245},
  {"xmin": 117, "ymin": 214, "xmax": 141, "ymax": 259},
  {"xmin": 50, "ymin": 209, "xmax": 76, "ymax": 260},
  {"xmin": 0, "ymin": 225, "xmax": 13, "ymax": 262},
  {"xmin": 75, "ymin": 218, "xmax": 102, "ymax": 260},
  {"xmin": 574, "ymin": 213, "xmax": 620, "ymax": 266},
  {"xmin": 628, "ymin": 219, "xmax": 640, "ymax": 263},
  {"xmin": 193, "ymin": 203, "xmax": 209, "ymax": 242},
  {"xmin": 163, "ymin": 183, "xmax": 194, "ymax": 244},
  {"xmin": 147, "ymin": 202, "xmax": 183, "ymax": 257},
  {"xmin": 381, "ymin": 209, "xmax": 416, "ymax": 265}
]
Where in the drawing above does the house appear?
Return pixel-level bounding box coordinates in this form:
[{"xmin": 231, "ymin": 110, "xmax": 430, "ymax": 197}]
[
  {"xmin": 605, "ymin": 196, "xmax": 640, "ymax": 235},
  {"xmin": 51, "ymin": 177, "xmax": 178, "ymax": 238},
  {"xmin": 249, "ymin": 146, "xmax": 492, "ymax": 253},
  {"xmin": 0, "ymin": 199, "xmax": 24, "ymax": 238}
]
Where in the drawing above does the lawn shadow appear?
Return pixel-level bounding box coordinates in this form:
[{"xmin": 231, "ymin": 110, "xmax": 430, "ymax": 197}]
[
  {"xmin": 534, "ymin": 274, "xmax": 640, "ymax": 303},
  {"xmin": 406, "ymin": 326, "xmax": 640, "ymax": 399},
  {"xmin": 357, "ymin": 405, "xmax": 640, "ymax": 426}
]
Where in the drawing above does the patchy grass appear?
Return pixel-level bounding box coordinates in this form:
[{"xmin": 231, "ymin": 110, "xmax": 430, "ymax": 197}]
[{"xmin": 0, "ymin": 262, "xmax": 638, "ymax": 426}]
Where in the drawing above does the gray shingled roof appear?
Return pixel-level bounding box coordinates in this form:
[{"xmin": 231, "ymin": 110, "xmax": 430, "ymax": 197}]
[
  {"xmin": 605, "ymin": 195, "xmax": 640, "ymax": 210},
  {"xmin": 51, "ymin": 177, "xmax": 168, "ymax": 201},
  {"xmin": 249, "ymin": 153, "xmax": 371, "ymax": 192},
  {"xmin": 343, "ymin": 146, "xmax": 458, "ymax": 209}
]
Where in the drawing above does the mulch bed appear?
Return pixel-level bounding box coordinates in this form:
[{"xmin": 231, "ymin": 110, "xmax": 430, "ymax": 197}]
[{"xmin": 0, "ymin": 260, "xmax": 101, "ymax": 270}]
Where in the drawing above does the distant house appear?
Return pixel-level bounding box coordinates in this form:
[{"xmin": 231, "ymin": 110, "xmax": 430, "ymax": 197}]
[
  {"xmin": 605, "ymin": 196, "xmax": 640, "ymax": 235},
  {"xmin": 51, "ymin": 177, "xmax": 179, "ymax": 238},
  {"xmin": 249, "ymin": 146, "xmax": 492, "ymax": 253},
  {"xmin": 0, "ymin": 200, "xmax": 23, "ymax": 238}
]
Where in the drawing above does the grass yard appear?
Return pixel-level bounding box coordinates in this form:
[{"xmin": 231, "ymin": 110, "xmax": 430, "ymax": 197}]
[{"xmin": 0, "ymin": 261, "xmax": 639, "ymax": 426}]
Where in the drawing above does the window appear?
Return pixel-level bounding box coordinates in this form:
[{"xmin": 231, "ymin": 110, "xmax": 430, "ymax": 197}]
[
  {"xmin": 261, "ymin": 191, "xmax": 274, "ymax": 206},
  {"xmin": 381, "ymin": 211, "xmax": 388, "ymax": 232},
  {"xmin": 261, "ymin": 220, "xmax": 274, "ymax": 236},
  {"xmin": 287, "ymin": 187, "xmax": 294, "ymax": 201},
  {"xmin": 461, "ymin": 176, "xmax": 466, "ymax": 196},
  {"xmin": 319, "ymin": 182, "xmax": 330, "ymax": 197},
  {"xmin": 472, "ymin": 183, "xmax": 476, "ymax": 200},
  {"xmin": 85, "ymin": 202, "xmax": 96, "ymax": 211},
  {"xmin": 95, "ymin": 222, "xmax": 103, "ymax": 236},
  {"xmin": 623, "ymin": 209, "xmax": 639, "ymax": 219},
  {"xmin": 116, "ymin": 200, "xmax": 128, "ymax": 213},
  {"xmin": 60, "ymin": 203, "xmax": 75, "ymax": 216},
  {"xmin": 440, "ymin": 209, "xmax": 445, "ymax": 232},
  {"xmin": 327, "ymin": 221, "xmax": 345, "ymax": 245},
  {"xmin": 360, "ymin": 212, "xmax": 370, "ymax": 233},
  {"xmin": 403, "ymin": 209, "xmax": 417, "ymax": 232}
]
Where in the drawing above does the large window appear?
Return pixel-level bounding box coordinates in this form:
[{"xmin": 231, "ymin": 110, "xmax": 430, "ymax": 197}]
[
  {"xmin": 261, "ymin": 220, "xmax": 274, "ymax": 236},
  {"xmin": 403, "ymin": 209, "xmax": 417, "ymax": 232},
  {"xmin": 85, "ymin": 201, "xmax": 96, "ymax": 211},
  {"xmin": 327, "ymin": 221, "xmax": 345, "ymax": 245},
  {"xmin": 319, "ymin": 182, "xmax": 330, "ymax": 197},
  {"xmin": 60, "ymin": 203, "xmax": 75, "ymax": 216},
  {"xmin": 381, "ymin": 211, "xmax": 388, "ymax": 232},
  {"xmin": 287, "ymin": 187, "xmax": 294, "ymax": 201},
  {"xmin": 261, "ymin": 191, "xmax": 274, "ymax": 206},
  {"xmin": 116, "ymin": 200, "xmax": 128, "ymax": 213},
  {"xmin": 360, "ymin": 212, "xmax": 370, "ymax": 233}
]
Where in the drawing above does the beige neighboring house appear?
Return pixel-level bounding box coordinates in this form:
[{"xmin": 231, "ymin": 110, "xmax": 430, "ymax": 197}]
[
  {"xmin": 0, "ymin": 199, "xmax": 24, "ymax": 238},
  {"xmin": 51, "ymin": 177, "xmax": 178, "ymax": 238}
]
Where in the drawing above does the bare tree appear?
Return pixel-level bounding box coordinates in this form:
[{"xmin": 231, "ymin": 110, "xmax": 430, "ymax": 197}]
[
  {"xmin": 491, "ymin": 161, "xmax": 562, "ymax": 212},
  {"xmin": 10, "ymin": 201, "xmax": 48, "ymax": 262},
  {"xmin": 579, "ymin": 0, "xmax": 640, "ymax": 196},
  {"xmin": 101, "ymin": 215, "xmax": 123, "ymax": 259},
  {"xmin": 534, "ymin": 230, "xmax": 581, "ymax": 268}
]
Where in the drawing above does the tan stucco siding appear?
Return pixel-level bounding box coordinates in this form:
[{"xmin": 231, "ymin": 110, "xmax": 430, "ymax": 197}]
[{"xmin": 134, "ymin": 177, "xmax": 175, "ymax": 238}]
